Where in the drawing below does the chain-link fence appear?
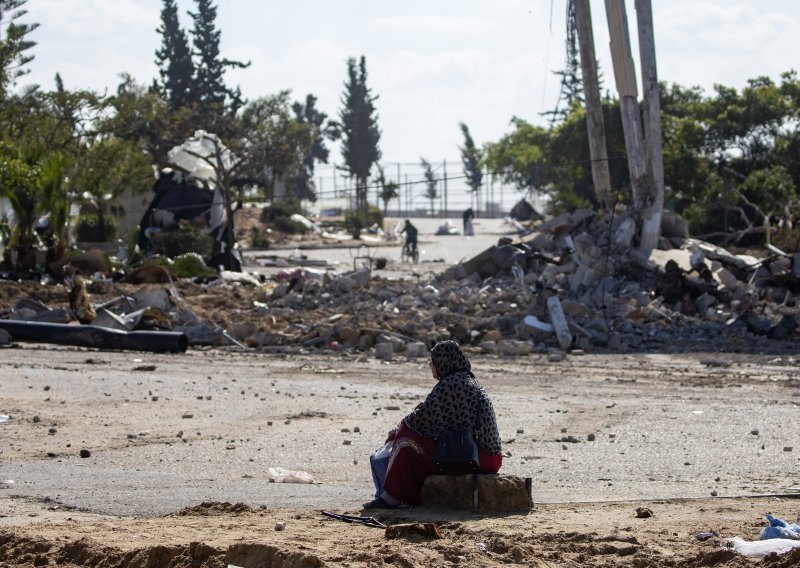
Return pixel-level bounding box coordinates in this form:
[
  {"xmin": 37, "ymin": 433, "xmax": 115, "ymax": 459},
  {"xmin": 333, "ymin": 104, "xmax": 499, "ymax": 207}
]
[{"xmin": 309, "ymin": 160, "xmax": 547, "ymax": 218}]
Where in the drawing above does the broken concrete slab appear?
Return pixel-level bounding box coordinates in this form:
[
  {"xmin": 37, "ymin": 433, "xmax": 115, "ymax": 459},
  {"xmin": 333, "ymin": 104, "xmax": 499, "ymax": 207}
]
[
  {"xmin": 132, "ymin": 287, "xmax": 174, "ymax": 312},
  {"xmin": 405, "ymin": 342, "xmax": 427, "ymax": 358}
]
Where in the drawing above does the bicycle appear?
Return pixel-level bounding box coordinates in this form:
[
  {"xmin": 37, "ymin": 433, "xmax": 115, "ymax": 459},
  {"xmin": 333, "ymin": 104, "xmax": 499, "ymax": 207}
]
[{"xmin": 401, "ymin": 240, "xmax": 419, "ymax": 263}]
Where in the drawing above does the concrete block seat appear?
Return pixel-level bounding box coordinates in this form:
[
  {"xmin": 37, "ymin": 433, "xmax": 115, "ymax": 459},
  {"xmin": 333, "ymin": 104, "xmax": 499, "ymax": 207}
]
[{"xmin": 421, "ymin": 474, "xmax": 533, "ymax": 512}]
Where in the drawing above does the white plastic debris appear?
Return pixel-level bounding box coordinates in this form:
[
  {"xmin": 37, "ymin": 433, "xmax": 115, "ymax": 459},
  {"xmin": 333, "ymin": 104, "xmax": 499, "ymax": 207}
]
[
  {"xmin": 727, "ymin": 537, "xmax": 800, "ymax": 557},
  {"xmin": 268, "ymin": 467, "xmax": 314, "ymax": 484},
  {"xmin": 167, "ymin": 130, "xmax": 232, "ymax": 184}
]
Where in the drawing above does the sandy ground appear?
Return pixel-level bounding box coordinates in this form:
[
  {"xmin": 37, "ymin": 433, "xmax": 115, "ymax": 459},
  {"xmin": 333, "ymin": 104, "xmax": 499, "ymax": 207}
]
[{"xmin": 1, "ymin": 345, "xmax": 800, "ymax": 567}]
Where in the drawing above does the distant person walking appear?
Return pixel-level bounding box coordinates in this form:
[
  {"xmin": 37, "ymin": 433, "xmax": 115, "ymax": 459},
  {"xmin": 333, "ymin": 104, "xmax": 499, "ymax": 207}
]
[
  {"xmin": 462, "ymin": 208, "xmax": 475, "ymax": 236},
  {"xmin": 400, "ymin": 219, "xmax": 418, "ymax": 262}
]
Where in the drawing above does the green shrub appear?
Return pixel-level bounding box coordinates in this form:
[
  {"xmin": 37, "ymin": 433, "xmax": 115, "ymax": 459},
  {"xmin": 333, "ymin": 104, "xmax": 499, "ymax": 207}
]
[
  {"xmin": 260, "ymin": 198, "xmax": 302, "ymax": 222},
  {"xmin": 75, "ymin": 215, "xmax": 117, "ymax": 242},
  {"xmin": 260, "ymin": 198, "xmax": 307, "ymax": 234},
  {"xmin": 250, "ymin": 227, "xmax": 271, "ymax": 249},
  {"xmin": 171, "ymin": 252, "xmax": 217, "ymax": 278},
  {"xmin": 344, "ymin": 205, "xmax": 383, "ymax": 239},
  {"xmin": 150, "ymin": 225, "xmax": 214, "ymax": 259}
]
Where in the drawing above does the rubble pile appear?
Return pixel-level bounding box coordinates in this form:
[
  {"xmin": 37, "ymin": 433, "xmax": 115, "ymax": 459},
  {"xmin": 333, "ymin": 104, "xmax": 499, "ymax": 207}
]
[
  {"xmin": 0, "ymin": 209, "xmax": 798, "ymax": 355},
  {"xmin": 239, "ymin": 209, "xmax": 799, "ymax": 355}
]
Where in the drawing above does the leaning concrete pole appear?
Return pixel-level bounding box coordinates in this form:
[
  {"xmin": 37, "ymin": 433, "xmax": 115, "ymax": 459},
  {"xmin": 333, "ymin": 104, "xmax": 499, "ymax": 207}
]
[
  {"xmin": 635, "ymin": 0, "xmax": 665, "ymax": 251},
  {"xmin": 605, "ymin": 0, "xmax": 657, "ymax": 250},
  {"xmin": 574, "ymin": 0, "xmax": 612, "ymax": 210}
]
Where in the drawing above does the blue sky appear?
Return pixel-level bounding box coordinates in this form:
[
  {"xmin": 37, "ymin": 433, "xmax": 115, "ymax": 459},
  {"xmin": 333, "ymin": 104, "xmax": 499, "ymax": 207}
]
[{"xmin": 19, "ymin": 0, "xmax": 800, "ymax": 168}]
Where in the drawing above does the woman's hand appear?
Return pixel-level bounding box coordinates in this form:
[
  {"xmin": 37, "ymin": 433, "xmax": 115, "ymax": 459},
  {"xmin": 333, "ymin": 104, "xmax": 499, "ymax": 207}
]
[{"xmin": 385, "ymin": 424, "xmax": 400, "ymax": 442}]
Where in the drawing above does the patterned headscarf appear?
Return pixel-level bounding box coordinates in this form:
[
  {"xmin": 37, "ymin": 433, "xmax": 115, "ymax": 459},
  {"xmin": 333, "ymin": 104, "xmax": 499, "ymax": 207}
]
[{"xmin": 430, "ymin": 340, "xmax": 472, "ymax": 379}]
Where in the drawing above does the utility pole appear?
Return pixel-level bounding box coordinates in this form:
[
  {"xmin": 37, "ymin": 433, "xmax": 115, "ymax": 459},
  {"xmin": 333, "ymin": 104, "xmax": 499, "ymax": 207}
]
[
  {"xmin": 605, "ymin": 0, "xmax": 656, "ymax": 249},
  {"xmin": 635, "ymin": 0, "xmax": 664, "ymax": 251},
  {"xmin": 404, "ymin": 174, "xmax": 410, "ymax": 217},
  {"xmin": 442, "ymin": 160, "xmax": 448, "ymax": 218},
  {"xmin": 574, "ymin": 0, "xmax": 612, "ymax": 209}
]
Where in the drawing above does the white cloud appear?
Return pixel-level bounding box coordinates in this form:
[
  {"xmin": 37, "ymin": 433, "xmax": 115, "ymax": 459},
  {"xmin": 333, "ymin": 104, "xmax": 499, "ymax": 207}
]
[
  {"xmin": 652, "ymin": 1, "xmax": 800, "ymax": 90},
  {"xmin": 27, "ymin": 0, "xmax": 156, "ymax": 39}
]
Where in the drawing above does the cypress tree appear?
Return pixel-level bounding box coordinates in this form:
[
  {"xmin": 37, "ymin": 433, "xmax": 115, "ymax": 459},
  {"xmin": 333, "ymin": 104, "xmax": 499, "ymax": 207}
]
[
  {"xmin": 153, "ymin": 0, "xmax": 194, "ymax": 108},
  {"xmin": 339, "ymin": 55, "xmax": 381, "ymax": 222},
  {"xmin": 189, "ymin": 0, "xmax": 248, "ymax": 112},
  {"xmin": 459, "ymin": 122, "xmax": 483, "ymax": 196}
]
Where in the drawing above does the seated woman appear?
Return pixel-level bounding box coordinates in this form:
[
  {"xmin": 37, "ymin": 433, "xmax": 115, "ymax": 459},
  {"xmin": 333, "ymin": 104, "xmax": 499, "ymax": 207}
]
[{"xmin": 365, "ymin": 340, "xmax": 502, "ymax": 508}]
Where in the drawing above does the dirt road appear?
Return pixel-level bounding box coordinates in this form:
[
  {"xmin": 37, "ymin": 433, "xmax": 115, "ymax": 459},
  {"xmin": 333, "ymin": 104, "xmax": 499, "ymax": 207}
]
[{"xmin": 1, "ymin": 345, "xmax": 799, "ymax": 566}]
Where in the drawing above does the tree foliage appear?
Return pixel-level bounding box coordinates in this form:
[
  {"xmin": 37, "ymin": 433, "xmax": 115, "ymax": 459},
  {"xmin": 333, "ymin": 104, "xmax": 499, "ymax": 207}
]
[
  {"xmin": 420, "ymin": 158, "xmax": 437, "ymax": 216},
  {"xmin": 188, "ymin": 0, "xmax": 249, "ymax": 113},
  {"xmin": 485, "ymin": 70, "xmax": 800, "ymax": 248},
  {"xmin": 339, "ymin": 55, "xmax": 381, "ymax": 224},
  {"xmin": 292, "ymin": 93, "xmax": 339, "ymax": 201},
  {"xmin": 154, "ymin": 0, "xmax": 194, "ymax": 108},
  {"xmin": 459, "ymin": 122, "xmax": 482, "ymax": 196},
  {"xmin": 0, "ymin": 0, "xmax": 37, "ymax": 97},
  {"xmin": 240, "ymin": 91, "xmax": 314, "ymax": 200},
  {"xmin": 374, "ymin": 164, "xmax": 399, "ymax": 217}
]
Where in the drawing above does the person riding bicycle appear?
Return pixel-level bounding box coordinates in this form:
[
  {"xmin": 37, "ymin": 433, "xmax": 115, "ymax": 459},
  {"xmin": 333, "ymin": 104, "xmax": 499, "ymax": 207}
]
[{"xmin": 400, "ymin": 219, "xmax": 418, "ymax": 257}]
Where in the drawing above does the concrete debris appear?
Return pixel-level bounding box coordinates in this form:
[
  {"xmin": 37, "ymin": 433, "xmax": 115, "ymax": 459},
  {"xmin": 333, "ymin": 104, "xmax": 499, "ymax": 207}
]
[{"xmin": 1, "ymin": 208, "xmax": 798, "ymax": 357}]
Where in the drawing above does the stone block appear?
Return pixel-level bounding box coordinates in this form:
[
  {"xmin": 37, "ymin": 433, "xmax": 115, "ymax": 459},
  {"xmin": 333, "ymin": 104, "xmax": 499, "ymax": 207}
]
[
  {"xmin": 375, "ymin": 342, "xmax": 393, "ymax": 360},
  {"xmin": 714, "ymin": 267, "xmax": 740, "ymax": 291},
  {"xmin": 421, "ymin": 474, "xmax": 533, "ymax": 512},
  {"xmin": 357, "ymin": 333, "xmax": 375, "ymax": 350},
  {"xmin": 614, "ymin": 217, "xmax": 636, "ymax": 248},
  {"xmin": 496, "ymin": 339, "xmax": 533, "ymax": 356},
  {"xmin": 405, "ymin": 341, "xmax": 427, "ymax": 358}
]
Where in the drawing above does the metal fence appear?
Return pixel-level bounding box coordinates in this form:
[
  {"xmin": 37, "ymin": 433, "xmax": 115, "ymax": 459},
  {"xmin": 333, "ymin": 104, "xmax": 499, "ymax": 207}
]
[{"xmin": 308, "ymin": 160, "xmax": 547, "ymax": 218}]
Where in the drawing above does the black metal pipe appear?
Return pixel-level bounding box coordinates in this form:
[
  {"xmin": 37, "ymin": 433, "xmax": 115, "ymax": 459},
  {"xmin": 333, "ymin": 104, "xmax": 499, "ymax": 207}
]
[{"xmin": 0, "ymin": 320, "xmax": 188, "ymax": 353}]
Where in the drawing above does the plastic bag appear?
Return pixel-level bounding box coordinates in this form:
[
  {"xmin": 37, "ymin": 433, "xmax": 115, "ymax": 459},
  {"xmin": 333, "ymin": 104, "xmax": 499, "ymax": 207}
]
[
  {"xmin": 370, "ymin": 441, "xmax": 393, "ymax": 497},
  {"xmin": 727, "ymin": 537, "xmax": 800, "ymax": 557},
  {"xmin": 760, "ymin": 514, "xmax": 800, "ymax": 540},
  {"xmin": 268, "ymin": 467, "xmax": 314, "ymax": 484}
]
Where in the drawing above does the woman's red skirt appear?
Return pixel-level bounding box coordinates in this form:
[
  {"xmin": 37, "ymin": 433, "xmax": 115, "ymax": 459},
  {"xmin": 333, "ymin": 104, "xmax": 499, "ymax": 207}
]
[{"xmin": 382, "ymin": 421, "xmax": 502, "ymax": 506}]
